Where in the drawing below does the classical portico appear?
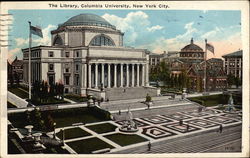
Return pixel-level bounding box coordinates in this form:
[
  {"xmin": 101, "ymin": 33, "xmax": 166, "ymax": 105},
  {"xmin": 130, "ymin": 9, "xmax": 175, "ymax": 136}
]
[{"xmin": 87, "ymin": 63, "xmax": 147, "ymax": 89}]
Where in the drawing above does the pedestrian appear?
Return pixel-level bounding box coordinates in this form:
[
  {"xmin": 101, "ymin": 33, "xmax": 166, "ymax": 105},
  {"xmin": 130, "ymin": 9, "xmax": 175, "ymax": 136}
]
[
  {"xmin": 219, "ymin": 124, "xmax": 223, "ymax": 133},
  {"xmin": 148, "ymin": 141, "xmax": 151, "ymax": 151},
  {"xmin": 118, "ymin": 110, "xmax": 121, "ymax": 115},
  {"xmin": 179, "ymin": 119, "xmax": 183, "ymax": 126},
  {"xmin": 186, "ymin": 124, "xmax": 190, "ymax": 132}
]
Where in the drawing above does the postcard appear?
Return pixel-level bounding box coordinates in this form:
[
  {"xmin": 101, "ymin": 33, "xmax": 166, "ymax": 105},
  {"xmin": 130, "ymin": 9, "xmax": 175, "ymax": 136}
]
[{"xmin": 0, "ymin": 1, "xmax": 249, "ymax": 158}]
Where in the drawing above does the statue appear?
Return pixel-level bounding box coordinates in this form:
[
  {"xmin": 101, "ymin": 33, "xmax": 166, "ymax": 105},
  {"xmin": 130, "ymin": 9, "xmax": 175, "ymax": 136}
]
[
  {"xmin": 224, "ymin": 93, "xmax": 236, "ymax": 113},
  {"xmin": 119, "ymin": 107, "xmax": 139, "ymax": 133}
]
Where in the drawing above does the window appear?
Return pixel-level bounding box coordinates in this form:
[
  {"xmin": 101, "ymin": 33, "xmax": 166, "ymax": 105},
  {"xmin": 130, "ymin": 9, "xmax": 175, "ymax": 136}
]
[
  {"xmin": 65, "ymin": 68, "xmax": 69, "ymax": 73},
  {"xmin": 90, "ymin": 35, "xmax": 115, "ymax": 46},
  {"xmin": 65, "ymin": 76, "xmax": 70, "ymax": 85},
  {"xmin": 49, "ymin": 64, "xmax": 54, "ymax": 72},
  {"xmin": 75, "ymin": 64, "xmax": 79, "ymax": 71},
  {"xmin": 76, "ymin": 51, "xmax": 80, "ymax": 57},
  {"xmin": 53, "ymin": 35, "xmax": 63, "ymax": 46},
  {"xmin": 75, "ymin": 75, "xmax": 79, "ymax": 86},
  {"xmin": 65, "ymin": 52, "xmax": 69, "ymax": 58},
  {"xmin": 49, "ymin": 51, "xmax": 54, "ymax": 57}
]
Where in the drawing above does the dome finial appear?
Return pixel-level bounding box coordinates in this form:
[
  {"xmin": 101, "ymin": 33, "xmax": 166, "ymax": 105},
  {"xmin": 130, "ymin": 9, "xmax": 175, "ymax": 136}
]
[{"xmin": 191, "ymin": 38, "xmax": 194, "ymax": 44}]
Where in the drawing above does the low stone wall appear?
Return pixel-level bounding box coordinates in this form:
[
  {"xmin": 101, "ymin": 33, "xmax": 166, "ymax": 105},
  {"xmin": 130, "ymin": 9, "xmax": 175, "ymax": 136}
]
[{"xmin": 87, "ymin": 89, "xmax": 106, "ymax": 100}]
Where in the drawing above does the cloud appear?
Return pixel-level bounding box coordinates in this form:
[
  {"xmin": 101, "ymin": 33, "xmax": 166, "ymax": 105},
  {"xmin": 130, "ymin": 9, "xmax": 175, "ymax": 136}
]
[
  {"xmin": 102, "ymin": 11, "xmax": 157, "ymax": 45},
  {"xmin": 8, "ymin": 24, "xmax": 56, "ymax": 61},
  {"xmin": 151, "ymin": 22, "xmax": 198, "ymax": 53},
  {"xmin": 8, "ymin": 48, "xmax": 21, "ymax": 60},
  {"xmin": 147, "ymin": 25, "xmax": 164, "ymax": 32},
  {"xmin": 33, "ymin": 24, "xmax": 56, "ymax": 46},
  {"xmin": 15, "ymin": 38, "xmax": 28, "ymax": 46}
]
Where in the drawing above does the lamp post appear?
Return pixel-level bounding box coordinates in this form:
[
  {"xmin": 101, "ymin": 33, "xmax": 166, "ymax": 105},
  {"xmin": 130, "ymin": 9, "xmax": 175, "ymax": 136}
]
[{"xmin": 53, "ymin": 122, "xmax": 56, "ymax": 139}]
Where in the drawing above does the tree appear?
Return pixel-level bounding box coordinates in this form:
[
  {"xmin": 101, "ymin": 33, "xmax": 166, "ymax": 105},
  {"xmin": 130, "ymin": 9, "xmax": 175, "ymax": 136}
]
[
  {"xmin": 149, "ymin": 61, "xmax": 170, "ymax": 86},
  {"xmin": 227, "ymin": 74, "xmax": 235, "ymax": 87},
  {"xmin": 234, "ymin": 76, "xmax": 240, "ymax": 88}
]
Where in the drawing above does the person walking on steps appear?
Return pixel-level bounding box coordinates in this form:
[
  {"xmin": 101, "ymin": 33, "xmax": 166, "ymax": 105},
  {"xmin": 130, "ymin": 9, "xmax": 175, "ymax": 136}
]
[
  {"xmin": 219, "ymin": 124, "xmax": 223, "ymax": 133},
  {"xmin": 148, "ymin": 141, "xmax": 151, "ymax": 151}
]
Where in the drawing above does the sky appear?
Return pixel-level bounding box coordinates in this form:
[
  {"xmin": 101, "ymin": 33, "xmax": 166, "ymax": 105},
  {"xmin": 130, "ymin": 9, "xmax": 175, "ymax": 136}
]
[{"xmin": 8, "ymin": 10, "xmax": 241, "ymax": 62}]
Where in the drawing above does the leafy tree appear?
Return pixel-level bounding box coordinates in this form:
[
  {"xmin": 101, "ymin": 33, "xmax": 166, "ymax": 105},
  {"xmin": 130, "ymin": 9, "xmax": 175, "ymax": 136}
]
[
  {"xmin": 227, "ymin": 74, "xmax": 235, "ymax": 87},
  {"xmin": 149, "ymin": 61, "xmax": 170, "ymax": 86},
  {"xmin": 234, "ymin": 76, "xmax": 240, "ymax": 88}
]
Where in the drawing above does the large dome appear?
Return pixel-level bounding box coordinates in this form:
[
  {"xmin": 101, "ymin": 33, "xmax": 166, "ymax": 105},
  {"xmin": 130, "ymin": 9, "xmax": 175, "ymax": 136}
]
[
  {"xmin": 181, "ymin": 38, "xmax": 203, "ymax": 52},
  {"xmin": 60, "ymin": 13, "xmax": 115, "ymax": 29}
]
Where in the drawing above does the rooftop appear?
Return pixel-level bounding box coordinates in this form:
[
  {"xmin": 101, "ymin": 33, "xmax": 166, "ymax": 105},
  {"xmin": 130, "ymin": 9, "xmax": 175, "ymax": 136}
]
[
  {"xmin": 222, "ymin": 50, "xmax": 242, "ymax": 58},
  {"xmin": 59, "ymin": 13, "xmax": 115, "ymax": 29}
]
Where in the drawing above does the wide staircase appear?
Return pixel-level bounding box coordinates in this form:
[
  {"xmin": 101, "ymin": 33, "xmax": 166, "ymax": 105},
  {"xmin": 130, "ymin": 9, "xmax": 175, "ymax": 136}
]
[
  {"xmin": 105, "ymin": 87, "xmax": 158, "ymax": 101},
  {"xmin": 113, "ymin": 103, "xmax": 198, "ymax": 121},
  {"xmin": 113, "ymin": 125, "xmax": 242, "ymax": 154}
]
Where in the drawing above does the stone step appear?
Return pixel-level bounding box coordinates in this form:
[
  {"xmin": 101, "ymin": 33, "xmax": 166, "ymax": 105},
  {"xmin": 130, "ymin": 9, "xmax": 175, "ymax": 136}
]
[
  {"xmin": 114, "ymin": 125, "xmax": 241, "ymax": 154},
  {"xmin": 140, "ymin": 126, "xmax": 240, "ymax": 153},
  {"xmin": 150, "ymin": 131, "xmax": 241, "ymax": 153}
]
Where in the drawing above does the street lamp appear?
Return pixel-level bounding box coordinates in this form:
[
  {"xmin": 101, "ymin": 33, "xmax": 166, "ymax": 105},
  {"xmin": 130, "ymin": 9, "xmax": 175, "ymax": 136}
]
[{"xmin": 53, "ymin": 122, "xmax": 56, "ymax": 139}]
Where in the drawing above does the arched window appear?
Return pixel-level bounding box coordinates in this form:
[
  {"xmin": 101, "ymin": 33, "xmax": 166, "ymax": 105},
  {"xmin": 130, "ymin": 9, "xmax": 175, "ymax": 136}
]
[
  {"xmin": 53, "ymin": 35, "xmax": 63, "ymax": 46},
  {"xmin": 90, "ymin": 35, "xmax": 115, "ymax": 46}
]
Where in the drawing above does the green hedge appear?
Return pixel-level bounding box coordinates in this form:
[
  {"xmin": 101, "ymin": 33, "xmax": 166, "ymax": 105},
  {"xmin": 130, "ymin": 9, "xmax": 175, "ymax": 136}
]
[{"xmin": 188, "ymin": 94, "xmax": 229, "ymax": 107}]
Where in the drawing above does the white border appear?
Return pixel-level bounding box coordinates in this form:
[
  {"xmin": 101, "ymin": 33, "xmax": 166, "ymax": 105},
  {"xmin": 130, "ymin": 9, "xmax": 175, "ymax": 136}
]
[{"xmin": 0, "ymin": 1, "xmax": 249, "ymax": 158}]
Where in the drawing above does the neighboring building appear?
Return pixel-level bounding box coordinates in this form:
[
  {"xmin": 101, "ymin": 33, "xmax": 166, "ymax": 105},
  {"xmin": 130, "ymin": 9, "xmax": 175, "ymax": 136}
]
[
  {"xmin": 207, "ymin": 58, "xmax": 224, "ymax": 68},
  {"xmin": 11, "ymin": 56, "xmax": 23, "ymax": 81},
  {"xmin": 22, "ymin": 13, "xmax": 158, "ymax": 100},
  {"xmin": 187, "ymin": 61, "xmax": 227, "ymax": 91},
  {"xmin": 149, "ymin": 52, "xmax": 165, "ymax": 71},
  {"xmin": 148, "ymin": 38, "xmax": 226, "ymax": 91},
  {"xmin": 179, "ymin": 38, "xmax": 205, "ymax": 65},
  {"xmin": 222, "ymin": 50, "xmax": 242, "ymax": 78}
]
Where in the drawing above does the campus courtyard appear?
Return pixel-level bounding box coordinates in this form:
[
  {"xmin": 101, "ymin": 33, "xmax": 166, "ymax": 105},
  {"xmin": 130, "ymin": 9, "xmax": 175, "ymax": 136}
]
[{"xmin": 8, "ymin": 93, "xmax": 242, "ymax": 154}]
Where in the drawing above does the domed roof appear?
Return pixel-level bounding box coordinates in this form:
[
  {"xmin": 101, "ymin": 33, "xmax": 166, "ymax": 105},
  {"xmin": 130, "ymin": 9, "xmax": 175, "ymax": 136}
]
[
  {"xmin": 60, "ymin": 13, "xmax": 115, "ymax": 29},
  {"xmin": 181, "ymin": 38, "xmax": 203, "ymax": 52}
]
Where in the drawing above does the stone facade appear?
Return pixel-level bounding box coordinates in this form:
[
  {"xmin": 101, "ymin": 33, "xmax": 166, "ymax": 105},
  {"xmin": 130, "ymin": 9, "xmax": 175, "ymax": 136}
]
[
  {"xmin": 222, "ymin": 50, "xmax": 242, "ymax": 78},
  {"xmin": 22, "ymin": 13, "xmax": 152, "ymax": 98}
]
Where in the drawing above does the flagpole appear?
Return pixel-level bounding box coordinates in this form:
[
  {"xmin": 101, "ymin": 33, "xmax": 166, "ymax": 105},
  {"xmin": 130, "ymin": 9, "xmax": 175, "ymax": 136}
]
[
  {"xmin": 28, "ymin": 21, "xmax": 31, "ymax": 100},
  {"xmin": 204, "ymin": 39, "xmax": 207, "ymax": 92}
]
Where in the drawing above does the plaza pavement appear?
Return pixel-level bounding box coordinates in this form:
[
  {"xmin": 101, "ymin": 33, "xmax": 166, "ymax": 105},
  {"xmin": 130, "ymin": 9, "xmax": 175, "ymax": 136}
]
[{"xmin": 44, "ymin": 106, "xmax": 241, "ymax": 154}]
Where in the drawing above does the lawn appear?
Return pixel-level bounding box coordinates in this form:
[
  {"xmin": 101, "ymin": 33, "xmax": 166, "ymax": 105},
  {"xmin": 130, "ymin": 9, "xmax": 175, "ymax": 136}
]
[
  {"xmin": 56, "ymin": 127, "xmax": 91, "ymax": 140},
  {"xmin": 104, "ymin": 133, "xmax": 148, "ymax": 146},
  {"xmin": 67, "ymin": 137, "xmax": 114, "ymax": 154},
  {"xmin": 8, "ymin": 102, "xmax": 17, "ymax": 108},
  {"xmin": 65, "ymin": 94, "xmax": 87, "ymax": 102},
  {"xmin": 8, "ymin": 107, "xmax": 111, "ymax": 129},
  {"xmin": 8, "ymin": 87, "xmax": 29, "ymax": 99},
  {"xmin": 86, "ymin": 123, "xmax": 117, "ymax": 134}
]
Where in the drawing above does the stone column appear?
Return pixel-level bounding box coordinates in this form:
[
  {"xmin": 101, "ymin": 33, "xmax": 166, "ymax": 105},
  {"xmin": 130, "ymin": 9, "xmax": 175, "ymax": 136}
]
[
  {"xmin": 95, "ymin": 63, "xmax": 98, "ymax": 88},
  {"xmin": 114, "ymin": 64, "xmax": 117, "ymax": 88},
  {"xmin": 145, "ymin": 56, "xmax": 149, "ymax": 86},
  {"xmin": 108, "ymin": 64, "xmax": 111, "ymax": 88},
  {"xmin": 101, "ymin": 63, "xmax": 104, "ymax": 85},
  {"xmin": 120, "ymin": 64, "xmax": 123, "ymax": 87},
  {"xmin": 88, "ymin": 64, "xmax": 92, "ymax": 88},
  {"xmin": 126, "ymin": 64, "xmax": 129, "ymax": 87},
  {"xmin": 83, "ymin": 64, "xmax": 87, "ymax": 88},
  {"xmin": 132, "ymin": 64, "xmax": 135, "ymax": 87},
  {"xmin": 142, "ymin": 64, "xmax": 145, "ymax": 86},
  {"xmin": 137, "ymin": 64, "xmax": 140, "ymax": 87}
]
